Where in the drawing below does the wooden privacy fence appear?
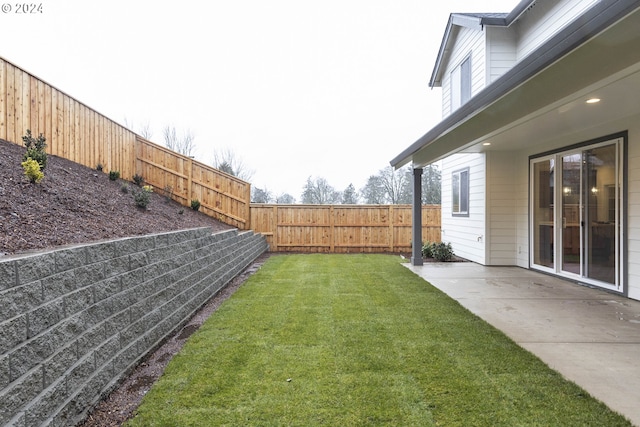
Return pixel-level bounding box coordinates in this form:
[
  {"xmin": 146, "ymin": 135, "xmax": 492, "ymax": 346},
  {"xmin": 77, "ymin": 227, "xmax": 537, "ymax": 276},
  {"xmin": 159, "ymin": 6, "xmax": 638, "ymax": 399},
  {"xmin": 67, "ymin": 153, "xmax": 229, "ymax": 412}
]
[
  {"xmin": 251, "ymin": 204, "xmax": 441, "ymax": 253},
  {"xmin": 136, "ymin": 137, "xmax": 250, "ymax": 229},
  {"xmin": 0, "ymin": 56, "xmax": 252, "ymax": 229},
  {"xmin": 0, "ymin": 55, "xmax": 441, "ymax": 243},
  {"xmin": 0, "ymin": 58, "xmax": 137, "ymax": 178}
]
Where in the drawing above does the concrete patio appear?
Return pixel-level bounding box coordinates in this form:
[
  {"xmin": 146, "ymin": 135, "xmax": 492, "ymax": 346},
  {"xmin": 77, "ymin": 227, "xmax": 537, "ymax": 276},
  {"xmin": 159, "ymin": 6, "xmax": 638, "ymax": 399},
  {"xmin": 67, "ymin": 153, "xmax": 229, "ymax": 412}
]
[{"xmin": 405, "ymin": 262, "xmax": 640, "ymax": 426}]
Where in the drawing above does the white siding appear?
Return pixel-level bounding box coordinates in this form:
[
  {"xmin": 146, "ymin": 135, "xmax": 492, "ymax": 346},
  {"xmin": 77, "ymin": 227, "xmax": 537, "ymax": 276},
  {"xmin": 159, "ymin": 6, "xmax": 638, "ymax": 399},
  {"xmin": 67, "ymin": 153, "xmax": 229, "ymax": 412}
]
[
  {"xmin": 441, "ymin": 26, "xmax": 486, "ymax": 117},
  {"xmin": 627, "ymin": 125, "xmax": 640, "ymax": 300},
  {"xmin": 441, "ymin": 153, "xmax": 486, "ymax": 263},
  {"xmin": 515, "ymin": 0, "xmax": 599, "ymax": 61},
  {"xmin": 485, "ymin": 26, "xmax": 517, "ymax": 85},
  {"xmin": 486, "ymin": 151, "xmax": 517, "ymax": 265},
  {"xmin": 488, "ymin": 117, "xmax": 640, "ymax": 299}
]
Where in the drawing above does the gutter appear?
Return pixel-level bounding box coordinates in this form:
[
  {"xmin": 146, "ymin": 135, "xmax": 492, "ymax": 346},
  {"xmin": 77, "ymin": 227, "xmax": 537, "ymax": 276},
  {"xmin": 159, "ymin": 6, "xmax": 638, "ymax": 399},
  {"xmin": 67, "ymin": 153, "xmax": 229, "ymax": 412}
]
[{"xmin": 391, "ymin": 0, "xmax": 640, "ymax": 169}]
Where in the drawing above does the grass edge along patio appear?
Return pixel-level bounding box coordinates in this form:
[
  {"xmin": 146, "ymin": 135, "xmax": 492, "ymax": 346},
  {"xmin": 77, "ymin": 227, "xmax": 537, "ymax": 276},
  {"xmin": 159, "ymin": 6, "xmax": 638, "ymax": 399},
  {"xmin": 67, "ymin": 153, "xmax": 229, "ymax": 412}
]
[{"xmin": 125, "ymin": 254, "xmax": 632, "ymax": 427}]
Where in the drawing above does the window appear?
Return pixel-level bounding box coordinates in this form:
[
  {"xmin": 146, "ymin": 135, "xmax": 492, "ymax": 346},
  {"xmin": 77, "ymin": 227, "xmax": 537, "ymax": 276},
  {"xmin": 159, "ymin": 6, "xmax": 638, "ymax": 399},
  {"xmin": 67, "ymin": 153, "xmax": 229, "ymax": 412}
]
[
  {"xmin": 451, "ymin": 55, "xmax": 472, "ymax": 112},
  {"xmin": 452, "ymin": 168, "xmax": 469, "ymax": 216},
  {"xmin": 460, "ymin": 56, "xmax": 472, "ymax": 104}
]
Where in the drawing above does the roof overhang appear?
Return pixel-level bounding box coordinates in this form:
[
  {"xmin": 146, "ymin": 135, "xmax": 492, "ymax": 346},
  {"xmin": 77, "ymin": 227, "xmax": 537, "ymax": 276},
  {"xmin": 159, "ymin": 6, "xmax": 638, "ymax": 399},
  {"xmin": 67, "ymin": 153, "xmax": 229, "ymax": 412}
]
[
  {"xmin": 393, "ymin": 0, "xmax": 640, "ymax": 169},
  {"xmin": 428, "ymin": 0, "xmax": 535, "ymax": 88}
]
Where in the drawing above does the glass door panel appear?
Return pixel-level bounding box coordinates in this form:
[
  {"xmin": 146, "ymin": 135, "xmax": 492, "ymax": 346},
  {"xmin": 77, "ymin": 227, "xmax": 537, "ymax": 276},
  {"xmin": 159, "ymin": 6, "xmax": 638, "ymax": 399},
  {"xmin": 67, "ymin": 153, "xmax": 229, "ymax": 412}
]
[
  {"xmin": 584, "ymin": 144, "xmax": 617, "ymax": 284},
  {"xmin": 561, "ymin": 153, "xmax": 581, "ymax": 275},
  {"xmin": 531, "ymin": 139, "xmax": 621, "ymax": 290},
  {"xmin": 532, "ymin": 159, "xmax": 554, "ymax": 268}
]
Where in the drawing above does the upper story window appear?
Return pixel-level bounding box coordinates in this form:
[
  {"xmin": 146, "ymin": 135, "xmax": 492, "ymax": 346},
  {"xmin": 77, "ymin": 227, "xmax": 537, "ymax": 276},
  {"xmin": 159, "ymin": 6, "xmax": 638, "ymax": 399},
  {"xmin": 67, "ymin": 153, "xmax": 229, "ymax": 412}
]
[{"xmin": 451, "ymin": 55, "xmax": 472, "ymax": 112}]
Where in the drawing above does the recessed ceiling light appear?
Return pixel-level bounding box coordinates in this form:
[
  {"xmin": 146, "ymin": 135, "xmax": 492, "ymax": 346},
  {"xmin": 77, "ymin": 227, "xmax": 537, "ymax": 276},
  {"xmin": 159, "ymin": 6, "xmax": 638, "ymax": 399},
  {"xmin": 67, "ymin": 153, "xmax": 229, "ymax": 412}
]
[
  {"xmin": 586, "ymin": 98, "xmax": 601, "ymax": 104},
  {"xmin": 482, "ymin": 142, "xmax": 491, "ymax": 146}
]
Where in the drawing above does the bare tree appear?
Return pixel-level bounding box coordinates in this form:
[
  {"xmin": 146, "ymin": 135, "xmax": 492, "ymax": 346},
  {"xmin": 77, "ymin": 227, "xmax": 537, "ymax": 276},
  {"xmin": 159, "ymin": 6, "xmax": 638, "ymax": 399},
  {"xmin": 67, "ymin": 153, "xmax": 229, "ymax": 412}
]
[
  {"xmin": 360, "ymin": 166, "xmax": 412, "ymax": 204},
  {"xmin": 422, "ymin": 164, "xmax": 442, "ymax": 204},
  {"xmin": 123, "ymin": 118, "xmax": 154, "ymax": 140},
  {"xmin": 163, "ymin": 126, "xmax": 196, "ymax": 157},
  {"xmin": 138, "ymin": 121, "xmax": 153, "ymax": 140},
  {"xmin": 212, "ymin": 148, "xmax": 255, "ymax": 181},
  {"xmin": 252, "ymin": 186, "xmax": 273, "ymax": 203},
  {"xmin": 275, "ymin": 193, "xmax": 296, "ymax": 204},
  {"xmin": 301, "ymin": 176, "xmax": 341, "ymax": 204},
  {"xmin": 379, "ymin": 166, "xmax": 412, "ymax": 204},
  {"xmin": 360, "ymin": 175, "xmax": 386, "ymax": 204}
]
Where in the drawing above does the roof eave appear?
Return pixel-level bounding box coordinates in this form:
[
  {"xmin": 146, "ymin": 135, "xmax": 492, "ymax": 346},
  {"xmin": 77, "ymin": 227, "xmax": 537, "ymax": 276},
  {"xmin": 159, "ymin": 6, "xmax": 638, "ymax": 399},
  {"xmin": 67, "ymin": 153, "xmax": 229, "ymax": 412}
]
[
  {"xmin": 428, "ymin": 1, "xmax": 537, "ymax": 89},
  {"xmin": 428, "ymin": 14, "xmax": 455, "ymax": 88},
  {"xmin": 392, "ymin": 0, "xmax": 640, "ymax": 169}
]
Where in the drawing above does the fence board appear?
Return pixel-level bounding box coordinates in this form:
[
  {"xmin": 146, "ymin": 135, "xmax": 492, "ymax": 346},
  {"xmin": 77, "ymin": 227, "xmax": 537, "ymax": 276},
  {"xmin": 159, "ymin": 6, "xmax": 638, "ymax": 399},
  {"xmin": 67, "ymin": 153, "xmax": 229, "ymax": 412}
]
[
  {"xmin": 1, "ymin": 55, "xmax": 251, "ymax": 229},
  {"xmin": 0, "ymin": 57, "xmax": 137, "ymax": 179},
  {"xmin": 135, "ymin": 137, "xmax": 251, "ymax": 229},
  {"xmin": 251, "ymin": 204, "xmax": 441, "ymax": 253}
]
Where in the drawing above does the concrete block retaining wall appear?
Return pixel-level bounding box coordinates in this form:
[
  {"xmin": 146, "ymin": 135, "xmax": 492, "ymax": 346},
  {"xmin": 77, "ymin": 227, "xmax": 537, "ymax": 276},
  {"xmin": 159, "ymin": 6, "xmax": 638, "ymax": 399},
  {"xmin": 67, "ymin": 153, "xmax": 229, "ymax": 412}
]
[{"xmin": 0, "ymin": 227, "xmax": 268, "ymax": 426}]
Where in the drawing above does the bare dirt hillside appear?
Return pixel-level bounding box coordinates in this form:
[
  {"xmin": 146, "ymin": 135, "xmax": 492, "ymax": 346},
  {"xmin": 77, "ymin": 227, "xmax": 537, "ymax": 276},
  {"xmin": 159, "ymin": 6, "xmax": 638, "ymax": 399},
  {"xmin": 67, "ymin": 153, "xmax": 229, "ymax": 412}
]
[{"xmin": 0, "ymin": 138, "xmax": 232, "ymax": 256}]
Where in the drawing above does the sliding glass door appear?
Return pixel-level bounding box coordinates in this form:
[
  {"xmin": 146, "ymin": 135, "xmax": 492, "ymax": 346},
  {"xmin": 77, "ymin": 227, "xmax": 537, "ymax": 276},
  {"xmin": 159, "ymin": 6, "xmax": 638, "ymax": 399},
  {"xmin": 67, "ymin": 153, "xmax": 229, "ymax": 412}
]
[{"xmin": 531, "ymin": 138, "xmax": 622, "ymax": 291}]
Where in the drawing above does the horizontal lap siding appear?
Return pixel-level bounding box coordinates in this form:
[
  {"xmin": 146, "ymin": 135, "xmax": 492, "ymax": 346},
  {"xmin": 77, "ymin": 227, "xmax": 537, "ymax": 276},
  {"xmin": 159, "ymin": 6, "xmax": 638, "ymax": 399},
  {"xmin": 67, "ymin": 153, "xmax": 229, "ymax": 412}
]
[
  {"xmin": 486, "ymin": 26, "xmax": 517, "ymax": 84},
  {"xmin": 487, "ymin": 151, "xmax": 518, "ymax": 265},
  {"xmin": 250, "ymin": 205, "xmax": 441, "ymax": 253},
  {"xmin": 627, "ymin": 124, "xmax": 640, "ymax": 300},
  {"xmin": 442, "ymin": 153, "xmax": 486, "ymax": 263},
  {"xmin": 515, "ymin": 0, "xmax": 598, "ymax": 61},
  {"xmin": 442, "ymin": 26, "xmax": 486, "ymax": 117}
]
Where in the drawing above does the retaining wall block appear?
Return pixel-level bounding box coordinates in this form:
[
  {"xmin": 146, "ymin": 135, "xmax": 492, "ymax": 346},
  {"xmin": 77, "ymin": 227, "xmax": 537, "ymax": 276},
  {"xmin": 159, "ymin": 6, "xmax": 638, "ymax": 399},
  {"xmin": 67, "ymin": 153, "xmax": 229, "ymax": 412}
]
[
  {"xmin": 77, "ymin": 323, "xmax": 107, "ymax": 358},
  {"xmin": 85, "ymin": 241, "xmax": 115, "ymax": 265},
  {"xmin": 0, "ymin": 367, "xmax": 43, "ymax": 426},
  {"xmin": 43, "ymin": 343, "xmax": 77, "ymax": 388},
  {"xmin": 1, "ymin": 281, "xmax": 44, "ymax": 323},
  {"xmin": 0, "ymin": 260, "xmax": 17, "ymax": 291},
  {"xmin": 54, "ymin": 247, "xmax": 86, "ymax": 274},
  {"xmin": 0, "ymin": 315, "xmax": 27, "ymax": 355},
  {"xmin": 0, "ymin": 354, "xmax": 9, "ymax": 389},
  {"xmin": 64, "ymin": 286, "xmax": 95, "ymax": 319},
  {"xmin": 93, "ymin": 275, "xmax": 122, "ymax": 303},
  {"xmin": 134, "ymin": 235, "xmax": 156, "ymax": 254},
  {"xmin": 74, "ymin": 264, "xmax": 107, "ymax": 290},
  {"xmin": 0, "ymin": 227, "xmax": 267, "ymax": 426},
  {"xmin": 24, "ymin": 377, "xmax": 68, "ymax": 427},
  {"xmin": 15, "ymin": 253, "xmax": 56, "ymax": 286},
  {"xmin": 42, "ymin": 270, "xmax": 78, "ymax": 303},
  {"xmin": 112, "ymin": 237, "xmax": 139, "ymax": 259},
  {"xmin": 27, "ymin": 299, "xmax": 65, "ymax": 338},
  {"xmin": 103, "ymin": 255, "xmax": 132, "ymax": 279}
]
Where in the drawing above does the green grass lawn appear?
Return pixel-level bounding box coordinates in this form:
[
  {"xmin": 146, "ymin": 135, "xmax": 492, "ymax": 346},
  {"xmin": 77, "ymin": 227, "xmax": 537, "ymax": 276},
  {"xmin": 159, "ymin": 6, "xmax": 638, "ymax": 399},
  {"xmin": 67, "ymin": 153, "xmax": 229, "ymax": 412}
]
[{"xmin": 125, "ymin": 254, "xmax": 631, "ymax": 426}]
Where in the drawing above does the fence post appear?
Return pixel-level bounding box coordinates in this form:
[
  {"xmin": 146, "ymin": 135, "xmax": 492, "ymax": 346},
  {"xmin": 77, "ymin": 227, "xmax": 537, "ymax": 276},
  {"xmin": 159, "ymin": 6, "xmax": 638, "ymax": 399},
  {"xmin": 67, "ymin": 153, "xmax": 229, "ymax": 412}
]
[
  {"xmin": 330, "ymin": 205, "xmax": 335, "ymax": 252},
  {"xmin": 187, "ymin": 157, "xmax": 193, "ymax": 207},
  {"xmin": 272, "ymin": 205, "xmax": 278, "ymax": 251},
  {"xmin": 387, "ymin": 205, "xmax": 393, "ymax": 253}
]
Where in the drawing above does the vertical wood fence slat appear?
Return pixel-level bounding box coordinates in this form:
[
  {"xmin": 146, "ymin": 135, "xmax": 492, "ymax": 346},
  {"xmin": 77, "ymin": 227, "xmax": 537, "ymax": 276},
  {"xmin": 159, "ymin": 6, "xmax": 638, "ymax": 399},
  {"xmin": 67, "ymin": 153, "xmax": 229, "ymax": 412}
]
[
  {"xmin": 250, "ymin": 204, "xmax": 441, "ymax": 253},
  {"xmin": 0, "ymin": 55, "xmax": 251, "ymax": 230}
]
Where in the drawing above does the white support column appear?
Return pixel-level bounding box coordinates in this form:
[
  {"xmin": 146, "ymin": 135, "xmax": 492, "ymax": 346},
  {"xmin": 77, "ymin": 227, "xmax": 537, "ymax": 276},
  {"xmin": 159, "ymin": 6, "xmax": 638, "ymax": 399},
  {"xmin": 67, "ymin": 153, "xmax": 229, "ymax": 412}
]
[{"xmin": 412, "ymin": 167, "xmax": 424, "ymax": 266}]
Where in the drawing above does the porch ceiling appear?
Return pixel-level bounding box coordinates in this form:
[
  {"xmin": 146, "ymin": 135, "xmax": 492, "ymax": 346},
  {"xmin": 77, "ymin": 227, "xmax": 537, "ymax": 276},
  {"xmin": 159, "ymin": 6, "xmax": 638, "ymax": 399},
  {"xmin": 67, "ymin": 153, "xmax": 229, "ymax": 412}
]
[{"xmin": 405, "ymin": 4, "xmax": 640, "ymax": 168}]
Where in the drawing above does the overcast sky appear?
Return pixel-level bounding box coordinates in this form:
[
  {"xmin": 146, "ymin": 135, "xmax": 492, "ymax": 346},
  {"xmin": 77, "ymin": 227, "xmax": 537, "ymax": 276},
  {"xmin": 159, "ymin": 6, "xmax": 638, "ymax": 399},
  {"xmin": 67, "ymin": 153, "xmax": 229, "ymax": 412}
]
[{"xmin": 1, "ymin": 0, "xmax": 518, "ymax": 199}]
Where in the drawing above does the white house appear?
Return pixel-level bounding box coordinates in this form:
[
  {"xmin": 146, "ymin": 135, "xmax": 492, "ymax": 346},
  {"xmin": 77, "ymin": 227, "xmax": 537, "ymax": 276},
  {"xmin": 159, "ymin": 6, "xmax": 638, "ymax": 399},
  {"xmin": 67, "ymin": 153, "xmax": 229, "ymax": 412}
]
[{"xmin": 391, "ymin": 0, "xmax": 640, "ymax": 300}]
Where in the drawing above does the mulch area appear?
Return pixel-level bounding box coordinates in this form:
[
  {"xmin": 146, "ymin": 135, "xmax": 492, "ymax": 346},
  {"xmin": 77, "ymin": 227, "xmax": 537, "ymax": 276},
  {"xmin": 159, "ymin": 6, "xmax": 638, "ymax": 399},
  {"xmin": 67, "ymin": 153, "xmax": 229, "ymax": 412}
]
[{"xmin": 0, "ymin": 138, "xmax": 232, "ymax": 256}]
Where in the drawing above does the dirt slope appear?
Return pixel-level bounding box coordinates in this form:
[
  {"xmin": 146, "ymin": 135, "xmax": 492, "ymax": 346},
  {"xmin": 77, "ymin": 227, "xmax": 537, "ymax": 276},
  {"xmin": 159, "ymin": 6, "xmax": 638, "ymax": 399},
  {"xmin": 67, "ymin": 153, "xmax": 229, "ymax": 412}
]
[{"xmin": 0, "ymin": 138, "xmax": 232, "ymax": 256}]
